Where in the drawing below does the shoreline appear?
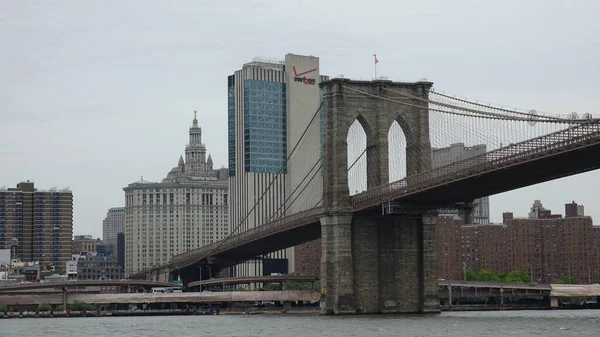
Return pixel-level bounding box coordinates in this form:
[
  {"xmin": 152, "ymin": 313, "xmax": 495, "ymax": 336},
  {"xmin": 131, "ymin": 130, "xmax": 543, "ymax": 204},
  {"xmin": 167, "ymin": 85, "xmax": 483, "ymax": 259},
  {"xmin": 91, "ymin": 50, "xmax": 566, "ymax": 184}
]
[{"xmin": 1, "ymin": 306, "xmax": 597, "ymax": 319}]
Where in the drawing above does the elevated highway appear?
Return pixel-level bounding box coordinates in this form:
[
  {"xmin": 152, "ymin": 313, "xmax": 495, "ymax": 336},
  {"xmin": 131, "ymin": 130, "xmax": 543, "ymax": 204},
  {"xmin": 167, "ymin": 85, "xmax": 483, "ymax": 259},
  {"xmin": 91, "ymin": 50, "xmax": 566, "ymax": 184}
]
[
  {"xmin": 0, "ymin": 290, "xmax": 320, "ymax": 306},
  {"xmin": 188, "ymin": 275, "xmax": 318, "ymax": 289},
  {"xmin": 0, "ymin": 280, "xmax": 180, "ymax": 293}
]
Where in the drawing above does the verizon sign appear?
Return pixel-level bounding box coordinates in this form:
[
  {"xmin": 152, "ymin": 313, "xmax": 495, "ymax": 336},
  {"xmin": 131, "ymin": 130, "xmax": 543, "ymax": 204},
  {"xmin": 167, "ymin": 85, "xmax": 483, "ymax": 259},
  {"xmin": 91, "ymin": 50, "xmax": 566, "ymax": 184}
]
[{"xmin": 292, "ymin": 66, "xmax": 317, "ymax": 85}]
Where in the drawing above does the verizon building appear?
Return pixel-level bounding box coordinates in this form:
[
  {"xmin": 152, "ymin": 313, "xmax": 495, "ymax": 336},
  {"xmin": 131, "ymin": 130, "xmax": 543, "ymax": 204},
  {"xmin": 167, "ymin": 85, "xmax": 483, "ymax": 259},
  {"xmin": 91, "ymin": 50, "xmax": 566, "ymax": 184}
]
[{"xmin": 228, "ymin": 53, "xmax": 327, "ymax": 277}]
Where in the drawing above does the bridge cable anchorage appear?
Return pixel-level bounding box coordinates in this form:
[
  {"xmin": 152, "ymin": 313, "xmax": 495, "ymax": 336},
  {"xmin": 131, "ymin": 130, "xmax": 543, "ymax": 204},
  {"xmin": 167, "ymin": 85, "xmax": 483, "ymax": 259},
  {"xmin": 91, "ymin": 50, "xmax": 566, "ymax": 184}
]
[
  {"xmin": 339, "ymin": 84, "xmax": 600, "ymax": 214},
  {"xmin": 201, "ymin": 100, "xmax": 326, "ymax": 263}
]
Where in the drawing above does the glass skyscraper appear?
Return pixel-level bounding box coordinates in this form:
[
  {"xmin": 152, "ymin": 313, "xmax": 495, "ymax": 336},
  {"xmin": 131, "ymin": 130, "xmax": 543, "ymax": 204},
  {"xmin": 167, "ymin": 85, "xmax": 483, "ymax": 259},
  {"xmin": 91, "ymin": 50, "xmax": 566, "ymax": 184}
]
[
  {"xmin": 227, "ymin": 54, "xmax": 328, "ymax": 279},
  {"xmin": 242, "ymin": 80, "xmax": 287, "ymax": 173}
]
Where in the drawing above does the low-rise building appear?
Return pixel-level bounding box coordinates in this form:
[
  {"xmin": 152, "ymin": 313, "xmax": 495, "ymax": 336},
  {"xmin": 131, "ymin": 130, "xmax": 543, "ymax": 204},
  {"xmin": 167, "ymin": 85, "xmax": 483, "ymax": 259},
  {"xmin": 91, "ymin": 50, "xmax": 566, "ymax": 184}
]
[
  {"xmin": 77, "ymin": 256, "xmax": 123, "ymax": 281},
  {"xmin": 72, "ymin": 235, "xmax": 97, "ymax": 255}
]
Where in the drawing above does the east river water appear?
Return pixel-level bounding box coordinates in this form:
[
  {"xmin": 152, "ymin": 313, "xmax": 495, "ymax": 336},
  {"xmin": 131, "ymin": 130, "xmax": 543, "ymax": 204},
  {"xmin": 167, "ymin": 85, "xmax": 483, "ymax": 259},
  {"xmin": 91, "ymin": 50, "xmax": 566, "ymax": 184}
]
[{"xmin": 1, "ymin": 310, "xmax": 598, "ymax": 337}]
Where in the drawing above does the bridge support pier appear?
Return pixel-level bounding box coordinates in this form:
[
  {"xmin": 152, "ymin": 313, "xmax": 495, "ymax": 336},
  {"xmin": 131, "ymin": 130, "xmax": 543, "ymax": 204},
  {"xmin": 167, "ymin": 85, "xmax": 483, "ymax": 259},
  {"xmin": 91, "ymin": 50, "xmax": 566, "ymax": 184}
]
[
  {"xmin": 62, "ymin": 287, "xmax": 68, "ymax": 311},
  {"xmin": 320, "ymin": 213, "xmax": 439, "ymax": 315}
]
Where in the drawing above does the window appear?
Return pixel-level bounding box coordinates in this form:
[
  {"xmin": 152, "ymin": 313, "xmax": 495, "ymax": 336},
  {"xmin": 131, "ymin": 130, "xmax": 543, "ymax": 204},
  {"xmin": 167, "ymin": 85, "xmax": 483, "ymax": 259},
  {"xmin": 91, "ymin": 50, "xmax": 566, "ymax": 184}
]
[
  {"xmin": 228, "ymin": 84, "xmax": 236, "ymax": 176},
  {"xmin": 243, "ymin": 80, "xmax": 287, "ymax": 173}
]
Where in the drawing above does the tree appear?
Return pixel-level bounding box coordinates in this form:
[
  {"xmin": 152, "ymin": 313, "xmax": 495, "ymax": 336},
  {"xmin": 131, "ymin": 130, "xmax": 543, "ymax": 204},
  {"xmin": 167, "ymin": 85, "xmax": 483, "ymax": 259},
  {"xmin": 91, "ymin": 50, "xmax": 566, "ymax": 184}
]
[
  {"xmin": 69, "ymin": 301, "xmax": 95, "ymax": 311},
  {"xmin": 465, "ymin": 269, "xmax": 479, "ymax": 281},
  {"xmin": 262, "ymin": 283, "xmax": 282, "ymax": 291},
  {"xmin": 555, "ymin": 276, "xmax": 577, "ymax": 284},
  {"xmin": 502, "ymin": 270, "xmax": 531, "ymax": 283},
  {"xmin": 38, "ymin": 303, "xmax": 51, "ymax": 312},
  {"xmin": 52, "ymin": 266, "xmax": 65, "ymax": 275},
  {"xmin": 476, "ymin": 269, "xmax": 501, "ymax": 282}
]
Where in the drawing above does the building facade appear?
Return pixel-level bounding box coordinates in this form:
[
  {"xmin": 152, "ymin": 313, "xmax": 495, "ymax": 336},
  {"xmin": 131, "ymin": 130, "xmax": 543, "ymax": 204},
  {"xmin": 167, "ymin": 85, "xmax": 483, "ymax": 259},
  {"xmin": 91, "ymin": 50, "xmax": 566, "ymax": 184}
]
[
  {"xmin": 103, "ymin": 207, "xmax": 125, "ymax": 246},
  {"xmin": 432, "ymin": 143, "xmax": 490, "ymax": 223},
  {"xmin": 123, "ymin": 113, "xmax": 229, "ymax": 276},
  {"xmin": 437, "ymin": 201, "xmax": 599, "ymax": 284},
  {"xmin": 116, "ymin": 232, "xmax": 125, "ymax": 269},
  {"xmin": 227, "ymin": 54, "xmax": 328, "ymax": 277},
  {"xmin": 77, "ymin": 256, "xmax": 123, "ymax": 280},
  {"xmin": 72, "ymin": 235, "xmax": 96, "ymax": 255},
  {"xmin": 0, "ymin": 181, "xmax": 73, "ymax": 268},
  {"xmin": 565, "ymin": 201, "xmax": 585, "ymax": 217}
]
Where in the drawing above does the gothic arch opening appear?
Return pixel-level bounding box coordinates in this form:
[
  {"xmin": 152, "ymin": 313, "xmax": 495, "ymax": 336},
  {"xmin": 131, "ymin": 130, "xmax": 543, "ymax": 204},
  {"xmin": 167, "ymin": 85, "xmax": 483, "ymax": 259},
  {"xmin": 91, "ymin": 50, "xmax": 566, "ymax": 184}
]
[
  {"xmin": 347, "ymin": 119, "xmax": 367, "ymax": 195},
  {"xmin": 388, "ymin": 120, "xmax": 408, "ymax": 183}
]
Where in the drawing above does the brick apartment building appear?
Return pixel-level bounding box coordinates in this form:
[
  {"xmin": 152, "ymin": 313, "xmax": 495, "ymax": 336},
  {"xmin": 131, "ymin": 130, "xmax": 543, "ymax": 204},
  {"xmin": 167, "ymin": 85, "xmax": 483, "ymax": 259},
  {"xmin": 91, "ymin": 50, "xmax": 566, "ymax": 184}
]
[
  {"xmin": 0, "ymin": 181, "xmax": 73, "ymax": 268},
  {"xmin": 437, "ymin": 201, "xmax": 600, "ymax": 284}
]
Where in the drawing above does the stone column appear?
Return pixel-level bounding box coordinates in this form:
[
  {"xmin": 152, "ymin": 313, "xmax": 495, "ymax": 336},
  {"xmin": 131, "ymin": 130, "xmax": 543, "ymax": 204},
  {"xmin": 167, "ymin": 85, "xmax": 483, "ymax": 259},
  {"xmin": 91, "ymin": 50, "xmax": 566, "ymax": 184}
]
[
  {"xmin": 352, "ymin": 215, "xmax": 380, "ymax": 314},
  {"xmin": 320, "ymin": 214, "xmax": 355, "ymax": 315},
  {"xmin": 421, "ymin": 214, "xmax": 440, "ymax": 312}
]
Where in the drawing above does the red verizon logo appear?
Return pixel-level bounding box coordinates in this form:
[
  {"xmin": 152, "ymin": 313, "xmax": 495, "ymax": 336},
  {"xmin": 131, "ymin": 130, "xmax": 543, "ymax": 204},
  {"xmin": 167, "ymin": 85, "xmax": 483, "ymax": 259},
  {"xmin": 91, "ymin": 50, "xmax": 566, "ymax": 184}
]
[{"xmin": 293, "ymin": 66, "xmax": 317, "ymax": 85}]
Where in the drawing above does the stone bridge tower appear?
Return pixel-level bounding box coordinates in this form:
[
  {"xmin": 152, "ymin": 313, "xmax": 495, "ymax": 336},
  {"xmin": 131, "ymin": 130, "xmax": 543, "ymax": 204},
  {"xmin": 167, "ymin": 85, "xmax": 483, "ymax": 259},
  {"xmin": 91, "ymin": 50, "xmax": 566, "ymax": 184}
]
[{"xmin": 319, "ymin": 78, "xmax": 439, "ymax": 314}]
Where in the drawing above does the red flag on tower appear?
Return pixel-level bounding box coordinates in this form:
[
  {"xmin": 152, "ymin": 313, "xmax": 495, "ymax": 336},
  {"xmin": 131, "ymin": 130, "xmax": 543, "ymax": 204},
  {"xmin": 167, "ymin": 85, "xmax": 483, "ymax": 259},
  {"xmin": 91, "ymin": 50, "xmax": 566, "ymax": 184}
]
[{"xmin": 373, "ymin": 54, "xmax": 379, "ymax": 64}]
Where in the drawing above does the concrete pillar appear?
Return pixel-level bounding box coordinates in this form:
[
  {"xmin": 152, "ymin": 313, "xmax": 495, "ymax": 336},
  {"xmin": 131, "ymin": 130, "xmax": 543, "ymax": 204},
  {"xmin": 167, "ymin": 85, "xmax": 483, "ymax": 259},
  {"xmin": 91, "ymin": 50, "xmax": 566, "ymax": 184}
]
[
  {"xmin": 62, "ymin": 287, "xmax": 68, "ymax": 311},
  {"xmin": 421, "ymin": 214, "xmax": 440, "ymax": 312},
  {"xmin": 352, "ymin": 215, "xmax": 380, "ymax": 314},
  {"xmin": 448, "ymin": 284, "xmax": 453, "ymax": 310},
  {"xmin": 378, "ymin": 216, "xmax": 423, "ymax": 313},
  {"xmin": 320, "ymin": 214, "xmax": 355, "ymax": 315},
  {"xmin": 322, "ymin": 213, "xmax": 440, "ymax": 315}
]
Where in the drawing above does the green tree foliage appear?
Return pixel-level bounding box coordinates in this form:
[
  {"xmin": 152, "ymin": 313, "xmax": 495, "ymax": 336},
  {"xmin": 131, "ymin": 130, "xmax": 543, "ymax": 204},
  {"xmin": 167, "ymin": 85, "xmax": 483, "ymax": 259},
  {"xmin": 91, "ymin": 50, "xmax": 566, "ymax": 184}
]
[
  {"xmin": 502, "ymin": 270, "xmax": 532, "ymax": 283},
  {"xmin": 69, "ymin": 300, "xmax": 95, "ymax": 311},
  {"xmin": 477, "ymin": 269, "xmax": 501, "ymax": 282},
  {"xmin": 555, "ymin": 276, "xmax": 577, "ymax": 284},
  {"xmin": 262, "ymin": 283, "xmax": 281, "ymax": 291},
  {"xmin": 52, "ymin": 266, "xmax": 65, "ymax": 275},
  {"xmin": 465, "ymin": 269, "xmax": 531, "ymax": 283},
  {"xmin": 37, "ymin": 303, "xmax": 51, "ymax": 312},
  {"xmin": 465, "ymin": 269, "xmax": 479, "ymax": 281},
  {"xmin": 0, "ymin": 304, "xmax": 6, "ymax": 312}
]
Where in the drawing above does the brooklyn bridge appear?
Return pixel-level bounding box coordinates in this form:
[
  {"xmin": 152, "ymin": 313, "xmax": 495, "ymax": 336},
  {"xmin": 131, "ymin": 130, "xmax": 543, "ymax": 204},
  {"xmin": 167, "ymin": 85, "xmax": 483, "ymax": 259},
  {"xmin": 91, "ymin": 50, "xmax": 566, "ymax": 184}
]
[{"xmin": 131, "ymin": 78, "xmax": 600, "ymax": 315}]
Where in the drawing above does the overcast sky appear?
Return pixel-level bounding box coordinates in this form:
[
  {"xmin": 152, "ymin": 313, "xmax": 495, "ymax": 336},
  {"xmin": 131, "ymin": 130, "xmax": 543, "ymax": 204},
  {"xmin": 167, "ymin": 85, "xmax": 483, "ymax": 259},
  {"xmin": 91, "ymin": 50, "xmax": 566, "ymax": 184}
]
[{"xmin": 1, "ymin": 0, "xmax": 599, "ymax": 238}]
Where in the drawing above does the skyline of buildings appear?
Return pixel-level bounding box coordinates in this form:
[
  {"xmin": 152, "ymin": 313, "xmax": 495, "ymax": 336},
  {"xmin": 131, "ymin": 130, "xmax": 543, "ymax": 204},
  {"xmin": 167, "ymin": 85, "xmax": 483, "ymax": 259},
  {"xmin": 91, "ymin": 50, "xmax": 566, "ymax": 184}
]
[
  {"xmin": 122, "ymin": 113, "xmax": 229, "ymax": 276},
  {"xmin": 227, "ymin": 54, "xmax": 328, "ymax": 277},
  {"xmin": 0, "ymin": 181, "xmax": 73, "ymax": 269},
  {"xmin": 1, "ymin": 55, "xmax": 596, "ymax": 283}
]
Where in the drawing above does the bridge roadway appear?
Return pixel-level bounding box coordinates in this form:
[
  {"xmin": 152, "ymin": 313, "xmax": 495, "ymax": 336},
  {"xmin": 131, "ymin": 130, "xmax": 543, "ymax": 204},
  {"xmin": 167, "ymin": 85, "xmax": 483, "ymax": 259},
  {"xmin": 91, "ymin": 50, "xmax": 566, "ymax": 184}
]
[
  {"xmin": 131, "ymin": 120, "xmax": 600, "ymax": 282},
  {"xmin": 0, "ymin": 290, "xmax": 320, "ymax": 306},
  {"xmin": 0, "ymin": 280, "xmax": 180, "ymax": 293},
  {"xmin": 188, "ymin": 275, "xmax": 318, "ymax": 289}
]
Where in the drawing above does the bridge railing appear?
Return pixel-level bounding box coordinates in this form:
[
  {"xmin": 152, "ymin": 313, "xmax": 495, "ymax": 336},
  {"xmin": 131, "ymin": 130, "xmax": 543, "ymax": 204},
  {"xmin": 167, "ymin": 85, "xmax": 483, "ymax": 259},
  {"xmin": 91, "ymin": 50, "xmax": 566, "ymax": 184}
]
[
  {"xmin": 351, "ymin": 121, "xmax": 600, "ymax": 210},
  {"xmin": 169, "ymin": 207, "xmax": 325, "ymax": 268}
]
